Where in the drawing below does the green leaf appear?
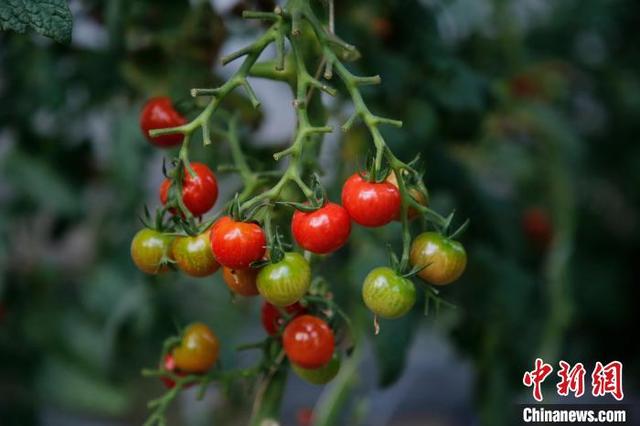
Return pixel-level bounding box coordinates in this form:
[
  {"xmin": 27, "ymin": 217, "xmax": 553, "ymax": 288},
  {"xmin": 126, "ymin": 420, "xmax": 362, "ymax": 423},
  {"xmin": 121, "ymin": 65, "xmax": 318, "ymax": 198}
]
[{"xmin": 0, "ymin": 0, "xmax": 73, "ymax": 44}]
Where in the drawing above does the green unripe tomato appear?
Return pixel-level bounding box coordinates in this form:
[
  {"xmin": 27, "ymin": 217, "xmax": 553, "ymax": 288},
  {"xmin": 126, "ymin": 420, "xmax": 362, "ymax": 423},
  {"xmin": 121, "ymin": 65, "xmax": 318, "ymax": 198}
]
[
  {"xmin": 172, "ymin": 232, "xmax": 219, "ymax": 277},
  {"xmin": 362, "ymin": 267, "xmax": 416, "ymax": 319},
  {"xmin": 409, "ymin": 232, "xmax": 467, "ymax": 285},
  {"xmin": 257, "ymin": 252, "xmax": 311, "ymax": 307},
  {"xmin": 292, "ymin": 353, "xmax": 340, "ymax": 385},
  {"xmin": 130, "ymin": 228, "xmax": 174, "ymax": 275}
]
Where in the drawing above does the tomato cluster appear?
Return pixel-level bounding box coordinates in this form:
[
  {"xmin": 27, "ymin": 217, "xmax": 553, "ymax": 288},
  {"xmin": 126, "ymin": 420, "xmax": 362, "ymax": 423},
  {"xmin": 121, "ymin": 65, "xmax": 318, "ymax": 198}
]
[{"xmin": 135, "ymin": 95, "xmax": 468, "ymax": 399}]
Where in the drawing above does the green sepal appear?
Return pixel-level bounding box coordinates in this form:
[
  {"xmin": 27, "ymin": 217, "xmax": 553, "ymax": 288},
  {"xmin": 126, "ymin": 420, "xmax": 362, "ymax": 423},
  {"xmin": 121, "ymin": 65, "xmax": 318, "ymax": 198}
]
[
  {"xmin": 448, "ymin": 218, "xmax": 470, "ymax": 240},
  {"xmin": 401, "ymin": 263, "xmax": 430, "ymax": 279}
]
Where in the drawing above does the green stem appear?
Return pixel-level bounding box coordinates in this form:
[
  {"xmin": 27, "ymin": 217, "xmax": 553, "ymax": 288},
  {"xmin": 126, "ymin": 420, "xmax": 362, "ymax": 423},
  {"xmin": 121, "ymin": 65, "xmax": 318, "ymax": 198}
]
[
  {"xmin": 391, "ymin": 168, "xmax": 413, "ymax": 271},
  {"xmin": 149, "ymin": 23, "xmax": 282, "ymax": 139},
  {"xmin": 226, "ymin": 115, "xmax": 257, "ymax": 186},
  {"xmin": 249, "ymin": 353, "xmax": 288, "ymax": 426}
]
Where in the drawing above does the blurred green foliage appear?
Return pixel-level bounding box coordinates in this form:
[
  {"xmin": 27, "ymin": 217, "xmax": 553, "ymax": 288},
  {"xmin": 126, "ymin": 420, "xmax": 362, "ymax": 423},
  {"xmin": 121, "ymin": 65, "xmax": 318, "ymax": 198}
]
[{"xmin": 1, "ymin": 0, "xmax": 639, "ymax": 425}]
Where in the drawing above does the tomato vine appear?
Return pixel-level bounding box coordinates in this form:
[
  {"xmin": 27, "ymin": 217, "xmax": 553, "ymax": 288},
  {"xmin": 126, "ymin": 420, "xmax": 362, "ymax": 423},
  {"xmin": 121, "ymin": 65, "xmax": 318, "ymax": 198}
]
[{"xmin": 133, "ymin": 0, "xmax": 469, "ymax": 424}]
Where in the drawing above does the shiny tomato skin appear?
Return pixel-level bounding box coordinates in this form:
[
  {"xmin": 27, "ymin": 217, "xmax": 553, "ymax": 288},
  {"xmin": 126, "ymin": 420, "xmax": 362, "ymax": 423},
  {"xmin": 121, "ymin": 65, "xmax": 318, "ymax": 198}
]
[
  {"xmin": 341, "ymin": 173, "xmax": 400, "ymax": 227},
  {"xmin": 260, "ymin": 301, "xmax": 306, "ymax": 336},
  {"xmin": 130, "ymin": 228, "xmax": 174, "ymax": 274},
  {"xmin": 172, "ymin": 323, "xmax": 219, "ymax": 374},
  {"xmin": 210, "ymin": 216, "xmax": 266, "ymax": 269},
  {"xmin": 257, "ymin": 252, "xmax": 311, "ymax": 307},
  {"xmin": 172, "ymin": 232, "xmax": 220, "ymax": 277},
  {"xmin": 291, "ymin": 202, "xmax": 351, "ymax": 254},
  {"xmin": 292, "ymin": 353, "xmax": 340, "ymax": 385},
  {"xmin": 410, "ymin": 232, "xmax": 467, "ymax": 285},
  {"xmin": 385, "ymin": 171, "xmax": 429, "ymax": 221},
  {"xmin": 283, "ymin": 315, "xmax": 335, "ymax": 369},
  {"xmin": 140, "ymin": 97, "xmax": 187, "ymax": 147},
  {"xmin": 362, "ymin": 267, "xmax": 416, "ymax": 319},
  {"xmin": 222, "ymin": 267, "xmax": 259, "ymax": 296},
  {"xmin": 160, "ymin": 162, "xmax": 218, "ymax": 217}
]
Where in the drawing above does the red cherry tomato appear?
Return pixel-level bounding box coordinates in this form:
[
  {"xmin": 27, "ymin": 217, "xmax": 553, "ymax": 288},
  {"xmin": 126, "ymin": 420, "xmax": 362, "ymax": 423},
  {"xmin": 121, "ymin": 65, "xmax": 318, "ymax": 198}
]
[
  {"xmin": 522, "ymin": 207, "xmax": 553, "ymax": 250},
  {"xmin": 160, "ymin": 162, "xmax": 219, "ymax": 217},
  {"xmin": 283, "ymin": 315, "xmax": 334, "ymax": 369},
  {"xmin": 160, "ymin": 353, "xmax": 189, "ymax": 389},
  {"xmin": 291, "ymin": 202, "xmax": 351, "ymax": 254},
  {"xmin": 261, "ymin": 301, "xmax": 306, "ymax": 336},
  {"xmin": 140, "ymin": 97, "xmax": 187, "ymax": 148},
  {"xmin": 210, "ymin": 216, "xmax": 266, "ymax": 269},
  {"xmin": 341, "ymin": 173, "xmax": 400, "ymax": 227}
]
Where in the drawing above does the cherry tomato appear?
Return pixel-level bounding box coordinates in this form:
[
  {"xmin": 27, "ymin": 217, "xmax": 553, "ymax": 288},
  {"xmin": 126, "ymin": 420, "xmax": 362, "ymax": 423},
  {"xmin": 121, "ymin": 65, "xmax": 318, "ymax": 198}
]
[
  {"xmin": 130, "ymin": 228, "xmax": 174, "ymax": 274},
  {"xmin": 160, "ymin": 162, "xmax": 218, "ymax": 217},
  {"xmin": 283, "ymin": 315, "xmax": 334, "ymax": 369},
  {"xmin": 410, "ymin": 232, "xmax": 467, "ymax": 285},
  {"xmin": 292, "ymin": 353, "xmax": 340, "ymax": 385},
  {"xmin": 140, "ymin": 97, "xmax": 187, "ymax": 147},
  {"xmin": 172, "ymin": 323, "xmax": 219, "ymax": 374},
  {"xmin": 223, "ymin": 267, "xmax": 259, "ymax": 296},
  {"xmin": 362, "ymin": 267, "xmax": 416, "ymax": 319},
  {"xmin": 341, "ymin": 173, "xmax": 400, "ymax": 227},
  {"xmin": 385, "ymin": 171, "xmax": 428, "ymax": 221},
  {"xmin": 261, "ymin": 301, "xmax": 306, "ymax": 336},
  {"xmin": 172, "ymin": 232, "xmax": 219, "ymax": 277},
  {"xmin": 160, "ymin": 353, "xmax": 189, "ymax": 389},
  {"xmin": 257, "ymin": 252, "xmax": 311, "ymax": 307},
  {"xmin": 210, "ymin": 216, "xmax": 266, "ymax": 269},
  {"xmin": 522, "ymin": 207, "xmax": 553, "ymax": 250},
  {"xmin": 291, "ymin": 202, "xmax": 351, "ymax": 254}
]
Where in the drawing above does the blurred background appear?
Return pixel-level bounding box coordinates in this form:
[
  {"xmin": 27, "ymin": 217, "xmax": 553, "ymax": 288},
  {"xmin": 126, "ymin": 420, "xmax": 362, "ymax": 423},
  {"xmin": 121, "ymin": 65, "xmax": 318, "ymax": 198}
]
[{"xmin": 1, "ymin": 0, "xmax": 639, "ymax": 425}]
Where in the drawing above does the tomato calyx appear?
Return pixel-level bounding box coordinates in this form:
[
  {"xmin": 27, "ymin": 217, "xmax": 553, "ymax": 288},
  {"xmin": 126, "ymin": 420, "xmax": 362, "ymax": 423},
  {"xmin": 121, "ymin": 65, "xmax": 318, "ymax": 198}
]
[
  {"xmin": 138, "ymin": 203, "xmax": 173, "ymax": 234},
  {"xmin": 362, "ymin": 150, "xmax": 392, "ymax": 183},
  {"xmin": 227, "ymin": 192, "xmax": 270, "ymax": 223}
]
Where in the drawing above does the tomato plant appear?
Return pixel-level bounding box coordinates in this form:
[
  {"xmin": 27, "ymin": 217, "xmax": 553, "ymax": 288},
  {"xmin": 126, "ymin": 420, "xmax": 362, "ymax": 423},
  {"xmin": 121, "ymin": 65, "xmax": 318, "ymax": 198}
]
[
  {"xmin": 283, "ymin": 315, "xmax": 335, "ymax": 369},
  {"xmin": 133, "ymin": 1, "xmax": 468, "ymax": 423}
]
